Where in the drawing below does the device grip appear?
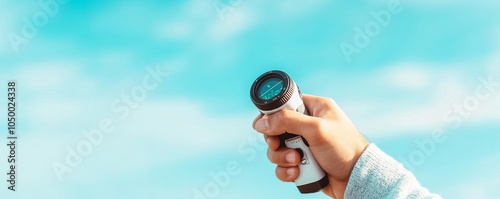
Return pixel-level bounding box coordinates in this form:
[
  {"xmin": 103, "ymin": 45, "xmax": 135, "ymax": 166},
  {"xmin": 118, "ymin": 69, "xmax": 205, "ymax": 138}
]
[{"xmin": 283, "ymin": 134, "xmax": 328, "ymax": 193}]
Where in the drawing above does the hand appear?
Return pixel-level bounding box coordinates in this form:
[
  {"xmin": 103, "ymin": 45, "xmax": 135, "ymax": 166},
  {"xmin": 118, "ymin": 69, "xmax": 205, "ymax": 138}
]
[{"xmin": 252, "ymin": 94, "xmax": 369, "ymax": 199}]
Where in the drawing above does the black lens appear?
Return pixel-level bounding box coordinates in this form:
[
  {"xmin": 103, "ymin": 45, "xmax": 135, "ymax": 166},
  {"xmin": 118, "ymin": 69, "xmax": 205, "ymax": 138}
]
[{"xmin": 257, "ymin": 77, "xmax": 284, "ymax": 100}]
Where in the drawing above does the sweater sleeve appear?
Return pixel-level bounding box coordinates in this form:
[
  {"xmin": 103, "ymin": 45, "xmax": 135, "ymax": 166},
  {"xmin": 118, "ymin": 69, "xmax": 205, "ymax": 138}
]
[{"xmin": 344, "ymin": 144, "xmax": 442, "ymax": 199}]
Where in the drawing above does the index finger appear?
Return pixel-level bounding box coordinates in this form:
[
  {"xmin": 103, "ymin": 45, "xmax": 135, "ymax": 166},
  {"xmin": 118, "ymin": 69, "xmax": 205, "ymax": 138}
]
[{"xmin": 253, "ymin": 109, "xmax": 323, "ymax": 143}]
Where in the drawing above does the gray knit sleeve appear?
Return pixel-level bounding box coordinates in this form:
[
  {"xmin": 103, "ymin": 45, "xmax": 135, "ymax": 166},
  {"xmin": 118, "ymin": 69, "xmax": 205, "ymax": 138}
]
[{"xmin": 344, "ymin": 144, "xmax": 442, "ymax": 199}]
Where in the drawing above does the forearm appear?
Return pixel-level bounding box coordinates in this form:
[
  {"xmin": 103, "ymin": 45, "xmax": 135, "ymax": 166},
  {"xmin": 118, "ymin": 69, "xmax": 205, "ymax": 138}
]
[{"xmin": 344, "ymin": 144, "xmax": 442, "ymax": 199}]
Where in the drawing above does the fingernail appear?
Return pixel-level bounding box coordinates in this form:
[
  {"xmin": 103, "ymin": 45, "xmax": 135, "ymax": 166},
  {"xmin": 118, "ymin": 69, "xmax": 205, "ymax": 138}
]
[
  {"xmin": 265, "ymin": 137, "xmax": 271, "ymax": 145},
  {"xmin": 286, "ymin": 168, "xmax": 294, "ymax": 176},
  {"xmin": 285, "ymin": 152, "xmax": 296, "ymax": 163},
  {"xmin": 255, "ymin": 118, "xmax": 269, "ymax": 132}
]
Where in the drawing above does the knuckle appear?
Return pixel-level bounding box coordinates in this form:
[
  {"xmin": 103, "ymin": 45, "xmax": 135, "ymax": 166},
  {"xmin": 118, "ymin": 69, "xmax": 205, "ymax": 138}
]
[
  {"xmin": 278, "ymin": 111, "xmax": 289, "ymax": 127},
  {"xmin": 273, "ymin": 110, "xmax": 287, "ymax": 124},
  {"xmin": 320, "ymin": 97, "xmax": 336, "ymax": 108},
  {"xmin": 311, "ymin": 119, "xmax": 329, "ymax": 140},
  {"xmin": 269, "ymin": 111, "xmax": 287, "ymax": 133},
  {"xmin": 268, "ymin": 121, "xmax": 278, "ymax": 133},
  {"xmin": 311, "ymin": 118, "xmax": 325, "ymax": 131}
]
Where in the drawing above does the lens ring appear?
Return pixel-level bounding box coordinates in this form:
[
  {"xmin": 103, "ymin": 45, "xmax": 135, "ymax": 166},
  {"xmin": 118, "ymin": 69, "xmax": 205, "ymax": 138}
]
[{"xmin": 250, "ymin": 70, "xmax": 295, "ymax": 111}]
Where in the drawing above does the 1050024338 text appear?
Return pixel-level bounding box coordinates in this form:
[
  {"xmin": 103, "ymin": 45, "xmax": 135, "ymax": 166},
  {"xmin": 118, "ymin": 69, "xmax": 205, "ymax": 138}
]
[{"xmin": 6, "ymin": 81, "xmax": 18, "ymax": 191}]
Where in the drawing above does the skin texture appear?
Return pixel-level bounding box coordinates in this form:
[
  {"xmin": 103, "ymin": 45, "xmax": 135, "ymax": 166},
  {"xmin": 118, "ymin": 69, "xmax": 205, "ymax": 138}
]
[{"xmin": 252, "ymin": 94, "xmax": 369, "ymax": 199}]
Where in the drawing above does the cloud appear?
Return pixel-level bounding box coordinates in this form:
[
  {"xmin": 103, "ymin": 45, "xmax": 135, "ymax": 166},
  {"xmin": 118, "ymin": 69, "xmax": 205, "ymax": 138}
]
[
  {"xmin": 271, "ymin": 0, "xmax": 329, "ymax": 18},
  {"xmin": 485, "ymin": 48, "xmax": 500, "ymax": 75},
  {"xmin": 155, "ymin": 21, "xmax": 194, "ymax": 41},
  {"xmin": 5, "ymin": 62, "xmax": 106, "ymax": 133},
  {"xmin": 28, "ymin": 98, "xmax": 256, "ymax": 183},
  {"xmin": 98, "ymin": 50, "xmax": 138, "ymax": 69},
  {"xmin": 207, "ymin": 4, "xmax": 256, "ymax": 42},
  {"xmin": 15, "ymin": 62, "xmax": 84, "ymax": 91},
  {"xmin": 1, "ymin": 59, "xmax": 250, "ymax": 196},
  {"xmin": 311, "ymin": 60, "xmax": 500, "ymax": 138},
  {"xmin": 8, "ymin": 83, "xmax": 256, "ymax": 197},
  {"xmin": 0, "ymin": 1, "xmax": 56, "ymax": 53},
  {"xmin": 382, "ymin": 63, "xmax": 431, "ymax": 89},
  {"xmin": 442, "ymin": 155, "xmax": 500, "ymax": 198},
  {"xmin": 88, "ymin": 1, "xmax": 151, "ymax": 34},
  {"xmin": 112, "ymin": 100, "xmax": 255, "ymax": 161},
  {"xmin": 374, "ymin": 67, "xmax": 499, "ymax": 136},
  {"xmin": 150, "ymin": 0, "xmax": 256, "ymax": 45},
  {"xmin": 0, "ymin": 1, "xmax": 19, "ymax": 53}
]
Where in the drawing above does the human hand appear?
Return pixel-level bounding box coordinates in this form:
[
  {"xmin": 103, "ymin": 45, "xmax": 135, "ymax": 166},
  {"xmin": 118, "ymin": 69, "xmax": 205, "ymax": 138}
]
[{"xmin": 252, "ymin": 94, "xmax": 369, "ymax": 199}]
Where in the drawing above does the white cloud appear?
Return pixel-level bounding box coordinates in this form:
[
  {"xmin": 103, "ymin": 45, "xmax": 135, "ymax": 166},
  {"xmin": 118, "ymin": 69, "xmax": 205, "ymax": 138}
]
[
  {"xmin": 99, "ymin": 50, "xmax": 137, "ymax": 68},
  {"xmin": 313, "ymin": 60, "xmax": 500, "ymax": 138},
  {"xmin": 10, "ymin": 91, "xmax": 257, "ymax": 196},
  {"xmin": 150, "ymin": 0, "xmax": 256, "ymax": 44},
  {"xmin": 8, "ymin": 60, "xmax": 245, "ymax": 185},
  {"xmin": 0, "ymin": 1, "xmax": 53, "ymax": 53},
  {"xmin": 382, "ymin": 63, "xmax": 431, "ymax": 89},
  {"xmin": 15, "ymin": 61, "xmax": 86, "ymax": 91},
  {"xmin": 273, "ymin": 1, "xmax": 329, "ymax": 18},
  {"xmin": 0, "ymin": 1, "xmax": 18, "ymax": 53},
  {"xmin": 29, "ymin": 100, "xmax": 84, "ymax": 125},
  {"xmin": 485, "ymin": 49, "xmax": 500, "ymax": 75},
  {"xmin": 11, "ymin": 62, "xmax": 103, "ymax": 130},
  {"xmin": 207, "ymin": 6, "xmax": 256, "ymax": 42},
  {"xmin": 115, "ymin": 100, "xmax": 255, "ymax": 158},
  {"xmin": 155, "ymin": 21, "xmax": 194, "ymax": 41},
  {"xmin": 184, "ymin": 0, "xmax": 215, "ymax": 19},
  {"xmin": 367, "ymin": 68, "xmax": 500, "ymax": 137},
  {"xmin": 25, "ymin": 98, "xmax": 257, "ymax": 184},
  {"xmin": 442, "ymin": 155, "xmax": 500, "ymax": 199},
  {"xmin": 0, "ymin": 133, "xmax": 76, "ymax": 199},
  {"xmin": 89, "ymin": 1, "xmax": 151, "ymax": 34},
  {"xmin": 0, "ymin": 29, "xmax": 8, "ymax": 53}
]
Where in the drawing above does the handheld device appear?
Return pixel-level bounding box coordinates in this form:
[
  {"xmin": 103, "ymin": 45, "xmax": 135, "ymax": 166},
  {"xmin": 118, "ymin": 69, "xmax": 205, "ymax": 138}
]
[{"xmin": 250, "ymin": 70, "xmax": 329, "ymax": 194}]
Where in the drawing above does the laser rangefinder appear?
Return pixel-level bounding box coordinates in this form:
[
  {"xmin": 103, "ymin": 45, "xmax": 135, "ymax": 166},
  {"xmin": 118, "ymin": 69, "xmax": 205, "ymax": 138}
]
[{"xmin": 250, "ymin": 70, "xmax": 329, "ymax": 193}]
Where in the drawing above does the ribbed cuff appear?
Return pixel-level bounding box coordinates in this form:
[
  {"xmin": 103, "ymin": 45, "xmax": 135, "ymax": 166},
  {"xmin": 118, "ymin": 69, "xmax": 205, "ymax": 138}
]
[
  {"xmin": 345, "ymin": 143, "xmax": 409, "ymax": 199},
  {"xmin": 344, "ymin": 143, "xmax": 441, "ymax": 199}
]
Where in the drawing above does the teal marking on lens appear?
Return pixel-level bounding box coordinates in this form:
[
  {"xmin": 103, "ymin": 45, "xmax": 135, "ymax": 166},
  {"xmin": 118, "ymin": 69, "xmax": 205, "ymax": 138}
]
[{"xmin": 258, "ymin": 77, "xmax": 284, "ymax": 100}]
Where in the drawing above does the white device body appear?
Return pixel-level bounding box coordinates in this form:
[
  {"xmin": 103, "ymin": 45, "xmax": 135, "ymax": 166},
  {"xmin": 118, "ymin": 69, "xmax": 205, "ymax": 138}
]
[{"xmin": 259, "ymin": 82, "xmax": 327, "ymax": 189}]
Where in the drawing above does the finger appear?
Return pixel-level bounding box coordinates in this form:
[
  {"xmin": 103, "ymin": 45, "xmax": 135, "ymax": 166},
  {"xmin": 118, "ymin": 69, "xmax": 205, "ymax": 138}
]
[
  {"xmin": 302, "ymin": 94, "xmax": 339, "ymax": 118},
  {"xmin": 266, "ymin": 136, "xmax": 280, "ymax": 151},
  {"xmin": 257, "ymin": 109, "xmax": 322, "ymax": 140},
  {"xmin": 253, "ymin": 94, "xmax": 332, "ymax": 135},
  {"xmin": 267, "ymin": 147, "xmax": 301, "ymax": 166},
  {"xmin": 275, "ymin": 166, "xmax": 299, "ymax": 182},
  {"xmin": 252, "ymin": 113, "xmax": 264, "ymax": 130},
  {"xmin": 253, "ymin": 114, "xmax": 270, "ymax": 134}
]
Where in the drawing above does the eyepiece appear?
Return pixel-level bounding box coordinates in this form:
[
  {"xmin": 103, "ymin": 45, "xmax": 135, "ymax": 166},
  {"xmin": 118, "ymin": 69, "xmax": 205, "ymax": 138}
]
[{"xmin": 250, "ymin": 70, "xmax": 295, "ymax": 111}]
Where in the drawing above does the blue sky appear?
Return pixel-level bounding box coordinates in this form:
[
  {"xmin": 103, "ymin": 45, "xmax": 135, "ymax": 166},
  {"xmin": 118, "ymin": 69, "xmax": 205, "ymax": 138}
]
[{"xmin": 1, "ymin": 0, "xmax": 500, "ymax": 198}]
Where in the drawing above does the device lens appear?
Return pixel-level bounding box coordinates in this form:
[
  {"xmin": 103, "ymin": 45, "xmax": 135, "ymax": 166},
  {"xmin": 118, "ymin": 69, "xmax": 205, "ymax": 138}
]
[
  {"xmin": 258, "ymin": 77, "xmax": 284, "ymax": 100},
  {"xmin": 251, "ymin": 70, "xmax": 294, "ymax": 111}
]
